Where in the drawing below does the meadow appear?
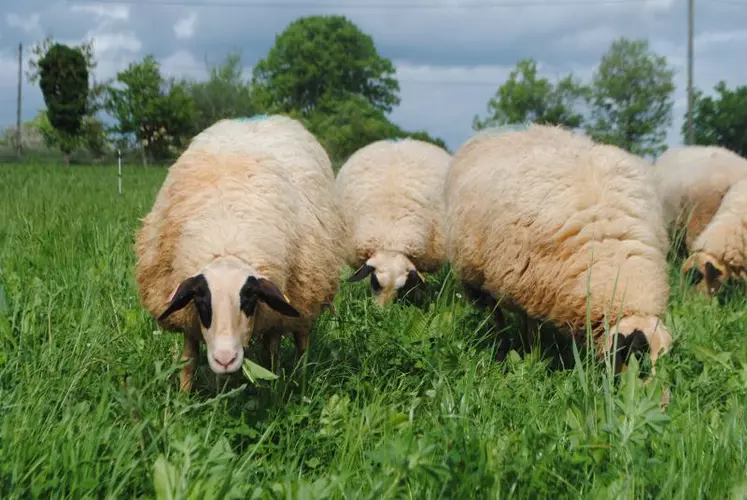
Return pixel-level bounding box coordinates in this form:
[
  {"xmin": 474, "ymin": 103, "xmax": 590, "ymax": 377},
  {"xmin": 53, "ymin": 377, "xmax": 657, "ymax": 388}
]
[{"xmin": 1, "ymin": 163, "xmax": 746, "ymax": 499}]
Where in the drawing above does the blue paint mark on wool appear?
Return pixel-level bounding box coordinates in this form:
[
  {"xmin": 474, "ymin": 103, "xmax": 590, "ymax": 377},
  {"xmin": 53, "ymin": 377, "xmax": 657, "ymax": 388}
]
[{"xmin": 235, "ymin": 114, "xmax": 269, "ymax": 122}]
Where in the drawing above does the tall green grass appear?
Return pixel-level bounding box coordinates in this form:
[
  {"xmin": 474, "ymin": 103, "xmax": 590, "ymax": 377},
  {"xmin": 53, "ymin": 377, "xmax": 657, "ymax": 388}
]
[{"xmin": 0, "ymin": 164, "xmax": 745, "ymax": 499}]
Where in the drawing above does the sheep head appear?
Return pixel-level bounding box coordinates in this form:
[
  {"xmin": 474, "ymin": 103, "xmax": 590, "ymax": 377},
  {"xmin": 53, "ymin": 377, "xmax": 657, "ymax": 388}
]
[
  {"xmin": 159, "ymin": 258, "xmax": 299, "ymax": 375},
  {"xmin": 347, "ymin": 250, "xmax": 424, "ymax": 306}
]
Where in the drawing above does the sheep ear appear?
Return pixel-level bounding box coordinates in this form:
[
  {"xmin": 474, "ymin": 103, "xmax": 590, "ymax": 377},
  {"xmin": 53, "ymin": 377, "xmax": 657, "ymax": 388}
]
[
  {"xmin": 159, "ymin": 274, "xmax": 211, "ymax": 327},
  {"xmin": 705, "ymin": 261, "xmax": 722, "ymax": 282},
  {"xmin": 348, "ymin": 264, "xmax": 375, "ymax": 282},
  {"xmin": 240, "ymin": 276, "xmax": 300, "ymax": 317},
  {"xmin": 404, "ymin": 269, "xmax": 423, "ymax": 289}
]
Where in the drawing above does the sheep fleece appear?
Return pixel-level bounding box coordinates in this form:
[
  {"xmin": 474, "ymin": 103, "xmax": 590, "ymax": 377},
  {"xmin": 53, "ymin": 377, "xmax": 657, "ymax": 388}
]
[
  {"xmin": 653, "ymin": 145, "xmax": 747, "ymax": 248},
  {"xmin": 134, "ymin": 115, "xmax": 348, "ymax": 333},
  {"xmin": 335, "ymin": 138, "xmax": 452, "ymax": 271},
  {"xmin": 692, "ymin": 176, "xmax": 747, "ymax": 274},
  {"xmin": 445, "ymin": 124, "xmax": 670, "ymax": 338}
]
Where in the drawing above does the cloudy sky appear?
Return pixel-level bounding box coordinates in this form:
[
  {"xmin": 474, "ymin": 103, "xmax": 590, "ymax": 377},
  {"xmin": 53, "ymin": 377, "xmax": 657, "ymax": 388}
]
[{"xmin": 0, "ymin": 0, "xmax": 745, "ymax": 151}]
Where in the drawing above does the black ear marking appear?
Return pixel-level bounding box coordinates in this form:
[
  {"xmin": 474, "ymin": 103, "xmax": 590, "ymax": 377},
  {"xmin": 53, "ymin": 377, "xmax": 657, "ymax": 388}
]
[
  {"xmin": 158, "ymin": 274, "xmax": 212, "ymax": 328},
  {"xmin": 611, "ymin": 329, "xmax": 650, "ymax": 375},
  {"xmin": 612, "ymin": 332, "xmax": 629, "ymax": 375},
  {"xmin": 705, "ymin": 261, "xmax": 723, "ymax": 282},
  {"xmin": 685, "ymin": 267, "xmax": 704, "ymax": 286},
  {"xmin": 370, "ymin": 272, "xmax": 381, "ymax": 293},
  {"xmin": 403, "ymin": 269, "xmax": 423, "ymax": 290},
  {"xmin": 348, "ymin": 264, "xmax": 375, "ymax": 282},
  {"xmin": 240, "ymin": 276, "xmax": 300, "ymax": 318}
]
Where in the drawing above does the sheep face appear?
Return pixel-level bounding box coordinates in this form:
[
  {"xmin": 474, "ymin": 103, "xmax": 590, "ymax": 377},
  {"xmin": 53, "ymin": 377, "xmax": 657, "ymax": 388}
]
[
  {"xmin": 681, "ymin": 251, "xmax": 729, "ymax": 297},
  {"xmin": 158, "ymin": 259, "xmax": 299, "ymax": 375},
  {"xmin": 607, "ymin": 315, "xmax": 672, "ymax": 376},
  {"xmin": 347, "ymin": 250, "xmax": 424, "ymax": 305}
]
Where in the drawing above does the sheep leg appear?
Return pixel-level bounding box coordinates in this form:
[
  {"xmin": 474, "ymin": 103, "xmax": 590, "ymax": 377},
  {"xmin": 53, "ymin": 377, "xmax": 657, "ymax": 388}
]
[
  {"xmin": 179, "ymin": 332, "xmax": 200, "ymax": 393},
  {"xmin": 260, "ymin": 330, "xmax": 282, "ymax": 371},
  {"xmin": 293, "ymin": 326, "xmax": 310, "ymax": 361},
  {"xmin": 521, "ymin": 314, "xmax": 539, "ymax": 352}
]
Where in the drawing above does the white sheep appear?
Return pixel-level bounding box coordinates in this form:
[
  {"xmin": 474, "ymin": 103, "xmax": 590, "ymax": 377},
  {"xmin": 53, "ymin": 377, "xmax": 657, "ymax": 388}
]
[
  {"xmin": 681, "ymin": 176, "xmax": 747, "ymax": 296},
  {"xmin": 134, "ymin": 114, "xmax": 348, "ymax": 391},
  {"xmin": 335, "ymin": 137, "xmax": 452, "ymax": 305},
  {"xmin": 445, "ymin": 123, "xmax": 673, "ymax": 379},
  {"xmin": 653, "ymin": 145, "xmax": 747, "ymax": 250}
]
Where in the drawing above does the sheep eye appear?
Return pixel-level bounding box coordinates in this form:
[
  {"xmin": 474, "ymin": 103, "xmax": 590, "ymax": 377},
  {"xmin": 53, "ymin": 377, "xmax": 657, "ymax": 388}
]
[{"xmin": 370, "ymin": 273, "xmax": 381, "ymax": 293}]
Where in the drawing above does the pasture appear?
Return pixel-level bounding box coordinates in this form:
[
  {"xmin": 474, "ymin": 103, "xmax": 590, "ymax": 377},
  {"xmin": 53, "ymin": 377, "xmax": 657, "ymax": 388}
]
[{"xmin": 0, "ymin": 163, "xmax": 746, "ymax": 499}]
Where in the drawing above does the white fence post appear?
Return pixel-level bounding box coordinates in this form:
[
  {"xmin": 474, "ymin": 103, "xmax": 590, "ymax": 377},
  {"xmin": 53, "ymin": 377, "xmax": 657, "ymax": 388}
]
[{"xmin": 117, "ymin": 149, "xmax": 123, "ymax": 195}]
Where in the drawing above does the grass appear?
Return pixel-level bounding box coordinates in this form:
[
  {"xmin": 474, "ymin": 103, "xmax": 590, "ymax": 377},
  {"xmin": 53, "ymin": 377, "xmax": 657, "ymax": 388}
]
[{"xmin": 1, "ymin": 163, "xmax": 746, "ymax": 499}]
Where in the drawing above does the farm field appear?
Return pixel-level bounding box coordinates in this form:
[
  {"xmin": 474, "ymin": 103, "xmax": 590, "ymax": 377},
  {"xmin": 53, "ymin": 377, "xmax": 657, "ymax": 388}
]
[{"xmin": 1, "ymin": 163, "xmax": 746, "ymax": 499}]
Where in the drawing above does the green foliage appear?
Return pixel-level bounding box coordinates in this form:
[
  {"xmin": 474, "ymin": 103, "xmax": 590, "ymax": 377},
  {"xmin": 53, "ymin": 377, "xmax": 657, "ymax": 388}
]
[
  {"xmin": 300, "ymin": 93, "xmax": 402, "ymax": 163},
  {"xmin": 38, "ymin": 43, "xmax": 90, "ymax": 160},
  {"xmin": 27, "ymin": 36, "xmax": 96, "ymax": 84},
  {"xmin": 585, "ymin": 37, "xmax": 675, "ymax": 157},
  {"xmin": 297, "ymin": 94, "xmax": 448, "ymax": 165},
  {"xmin": 684, "ymin": 82, "xmax": 747, "ymax": 156},
  {"xmin": 182, "ymin": 50, "xmax": 257, "ymax": 134},
  {"xmin": 473, "ymin": 58, "xmax": 588, "ymax": 131},
  {"xmin": 252, "ymin": 15, "xmax": 400, "ymax": 115},
  {"xmin": 105, "ymin": 55, "xmax": 196, "ymax": 164}
]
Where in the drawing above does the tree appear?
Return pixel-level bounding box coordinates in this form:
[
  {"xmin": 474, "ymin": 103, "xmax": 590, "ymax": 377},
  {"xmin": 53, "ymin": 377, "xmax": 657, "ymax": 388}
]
[
  {"xmin": 182, "ymin": 50, "xmax": 257, "ymax": 134},
  {"xmin": 684, "ymin": 82, "xmax": 747, "ymax": 156},
  {"xmin": 585, "ymin": 37, "xmax": 675, "ymax": 157},
  {"xmin": 27, "ymin": 36, "xmax": 96, "ymax": 84},
  {"xmin": 105, "ymin": 55, "xmax": 195, "ymax": 164},
  {"xmin": 473, "ymin": 58, "xmax": 588, "ymax": 131},
  {"xmin": 38, "ymin": 43, "xmax": 90, "ymax": 165},
  {"xmin": 252, "ymin": 15, "xmax": 400, "ymax": 116}
]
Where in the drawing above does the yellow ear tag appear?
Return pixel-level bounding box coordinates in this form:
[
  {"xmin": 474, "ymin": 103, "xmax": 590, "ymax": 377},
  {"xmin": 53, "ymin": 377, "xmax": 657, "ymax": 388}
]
[{"xmin": 283, "ymin": 293, "xmax": 291, "ymax": 303}]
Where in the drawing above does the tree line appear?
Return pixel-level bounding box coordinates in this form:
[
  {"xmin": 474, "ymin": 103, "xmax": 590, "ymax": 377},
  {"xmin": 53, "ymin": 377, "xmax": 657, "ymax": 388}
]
[{"xmin": 18, "ymin": 15, "xmax": 747, "ymax": 167}]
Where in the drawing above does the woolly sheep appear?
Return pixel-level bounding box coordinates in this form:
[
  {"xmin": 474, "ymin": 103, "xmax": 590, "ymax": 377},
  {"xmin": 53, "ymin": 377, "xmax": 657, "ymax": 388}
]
[
  {"xmin": 681, "ymin": 176, "xmax": 747, "ymax": 296},
  {"xmin": 335, "ymin": 138, "xmax": 452, "ymax": 305},
  {"xmin": 134, "ymin": 115, "xmax": 348, "ymax": 391},
  {"xmin": 445, "ymin": 124, "xmax": 673, "ymax": 377},
  {"xmin": 653, "ymin": 145, "xmax": 747, "ymax": 250}
]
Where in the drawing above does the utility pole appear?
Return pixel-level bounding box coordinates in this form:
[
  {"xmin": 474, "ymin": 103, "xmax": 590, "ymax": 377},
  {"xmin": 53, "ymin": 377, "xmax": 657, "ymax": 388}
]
[
  {"xmin": 16, "ymin": 42, "xmax": 22, "ymax": 157},
  {"xmin": 686, "ymin": 0, "xmax": 694, "ymax": 145}
]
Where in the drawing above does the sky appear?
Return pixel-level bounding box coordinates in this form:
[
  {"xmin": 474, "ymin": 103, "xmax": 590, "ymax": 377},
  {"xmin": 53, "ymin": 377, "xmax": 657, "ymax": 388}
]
[{"xmin": 0, "ymin": 0, "xmax": 745, "ymax": 152}]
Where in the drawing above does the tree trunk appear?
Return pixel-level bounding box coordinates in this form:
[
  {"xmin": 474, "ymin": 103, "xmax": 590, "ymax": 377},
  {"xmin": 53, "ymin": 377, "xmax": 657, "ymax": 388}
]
[{"xmin": 63, "ymin": 152, "xmax": 69, "ymax": 167}]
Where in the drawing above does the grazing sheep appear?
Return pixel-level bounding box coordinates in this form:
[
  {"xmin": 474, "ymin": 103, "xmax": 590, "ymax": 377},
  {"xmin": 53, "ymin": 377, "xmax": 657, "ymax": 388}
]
[
  {"xmin": 336, "ymin": 138, "xmax": 452, "ymax": 305},
  {"xmin": 653, "ymin": 145, "xmax": 747, "ymax": 250},
  {"xmin": 445, "ymin": 124, "xmax": 673, "ymax": 377},
  {"xmin": 134, "ymin": 115, "xmax": 348, "ymax": 391},
  {"xmin": 681, "ymin": 176, "xmax": 747, "ymax": 296}
]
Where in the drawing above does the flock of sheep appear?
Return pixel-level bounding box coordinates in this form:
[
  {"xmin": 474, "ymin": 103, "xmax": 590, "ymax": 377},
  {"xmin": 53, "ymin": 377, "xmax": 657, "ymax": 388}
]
[{"xmin": 132, "ymin": 114, "xmax": 747, "ymax": 406}]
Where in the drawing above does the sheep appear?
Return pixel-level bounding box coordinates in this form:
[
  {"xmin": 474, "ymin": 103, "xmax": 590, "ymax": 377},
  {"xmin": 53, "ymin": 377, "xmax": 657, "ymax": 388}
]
[
  {"xmin": 335, "ymin": 137, "xmax": 452, "ymax": 305},
  {"xmin": 444, "ymin": 123, "xmax": 673, "ymax": 379},
  {"xmin": 652, "ymin": 145, "xmax": 747, "ymax": 250},
  {"xmin": 134, "ymin": 114, "xmax": 348, "ymax": 392},
  {"xmin": 681, "ymin": 176, "xmax": 747, "ymax": 296}
]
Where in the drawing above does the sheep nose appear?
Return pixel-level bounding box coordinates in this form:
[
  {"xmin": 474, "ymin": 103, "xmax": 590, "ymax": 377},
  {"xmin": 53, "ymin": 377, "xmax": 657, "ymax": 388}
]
[{"xmin": 212, "ymin": 350, "xmax": 237, "ymax": 368}]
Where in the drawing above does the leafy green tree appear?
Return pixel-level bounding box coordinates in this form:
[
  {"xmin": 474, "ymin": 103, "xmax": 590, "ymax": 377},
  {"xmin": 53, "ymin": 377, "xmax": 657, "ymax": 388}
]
[
  {"xmin": 473, "ymin": 58, "xmax": 588, "ymax": 130},
  {"xmin": 27, "ymin": 36, "xmax": 96, "ymax": 84},
  {"xmin": 252, "ymin": 15, "xmax": 400, "ymax": 115},
  {"xmin": 105, "ymin": 55, "xmax": 195, "ymax": 164},
  {"xmin": 182, "ymin": 50, "xmax": 257, "ymax": 134},
  {"xmin": 585, "ymin": 37, "xmax": 675, "ymax": 157},
  {"xmin": 297, "ymin": 93, "xmax": 449, "ymax": 166},
  {"xmin": 299, "ymin": 93, "xmax": 402, "ymax": 164},
  {"xmin": 684, "ymin": 82, "xmax": 747, "ymax": 156},
  {"xmin": 37, "ymin": 43, "xmax": 89, "ymax": 165}
]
